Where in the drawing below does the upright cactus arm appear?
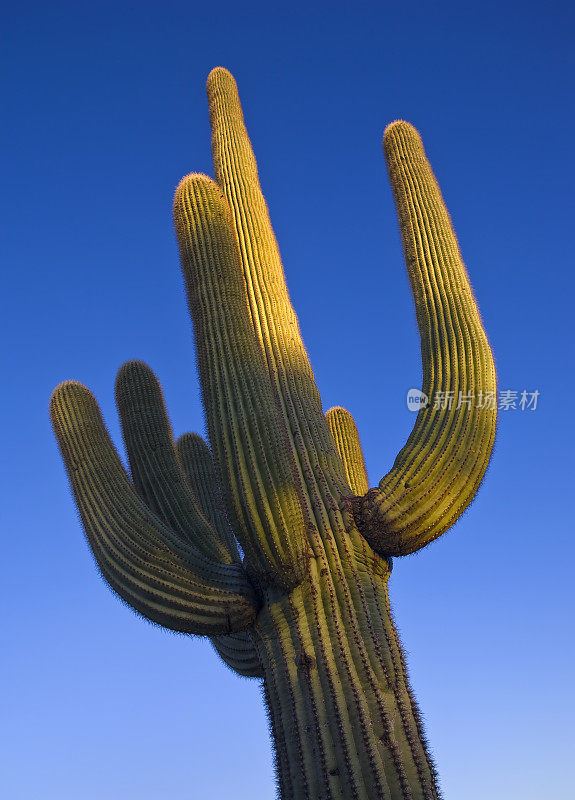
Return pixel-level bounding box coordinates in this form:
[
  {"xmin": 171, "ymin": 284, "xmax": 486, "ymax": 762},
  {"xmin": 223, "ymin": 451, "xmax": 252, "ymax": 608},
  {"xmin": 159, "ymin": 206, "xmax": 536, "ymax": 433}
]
[
  {"xmin": 207, "ymin": 68, "xmax": 348, "ymax": 508},
  {"xmin": 174, "ymin": 175, "xmax": 310, "ymax": 590},
  {"xmin": 176, "ymin": 431, "xmax": 264, "ymax": 678},
  {"xmin": 354, "ymin": 122, "xmax": 497, "ymax": 557},
  {"xmin": 325, "ymin": 406, "xmax": 369, "ymax": 496},
  {"xmin": 176, "ymin": 432, "xmax": 241, "ymax": 563},
  {"xmin": 50, "ymin": 381, "xmax": 258, "ymax": 635},
  {"xmin": 115, "ymin": 360, "xmax": 235, "ymax": 565}
]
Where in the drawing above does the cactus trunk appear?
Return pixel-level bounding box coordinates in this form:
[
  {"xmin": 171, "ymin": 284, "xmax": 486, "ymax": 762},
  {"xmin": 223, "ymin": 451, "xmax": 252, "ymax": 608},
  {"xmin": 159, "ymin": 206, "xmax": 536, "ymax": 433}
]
[{"xmin": 255, "ymin": 557, "xmax": 439, "ymax": 800}]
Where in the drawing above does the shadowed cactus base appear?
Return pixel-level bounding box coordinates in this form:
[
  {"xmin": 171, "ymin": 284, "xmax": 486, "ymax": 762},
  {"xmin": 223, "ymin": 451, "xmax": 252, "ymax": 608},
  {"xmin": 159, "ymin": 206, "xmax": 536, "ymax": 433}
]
[{"xmin": 51, "ymin": 67, "xmax": 496, "ymax": 799}]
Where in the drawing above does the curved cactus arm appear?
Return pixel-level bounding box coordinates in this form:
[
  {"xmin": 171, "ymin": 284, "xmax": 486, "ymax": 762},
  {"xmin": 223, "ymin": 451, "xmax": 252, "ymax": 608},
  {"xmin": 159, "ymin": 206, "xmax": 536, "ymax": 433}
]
[
  {"xmin": 325, "ymin": 407, "xmax": 369, "ymax": 496},
  {"xmin": 50, "ymin": 381, "xmax": 258, "ymax": 635},
  {"xmin": 207, "ymin": 67, "xmax": 348, "ymax": 503},
  {"xmin": 355, "ymin": 122, "xmax": 497, "ymax": 557},
  {"xmin": 115, "ymin": 360, "xmax": 234, "ymax": 565},
  {"xmin": 173, "ymin": 174, "xmax": 310, "ymax": 590},
  {"xmin": 211, "ymin": 631, "xmax": 265, "ymax": 679},
  {"xmin": 176, "ymin": 432, "xmax": 241, "ymax": 563}
]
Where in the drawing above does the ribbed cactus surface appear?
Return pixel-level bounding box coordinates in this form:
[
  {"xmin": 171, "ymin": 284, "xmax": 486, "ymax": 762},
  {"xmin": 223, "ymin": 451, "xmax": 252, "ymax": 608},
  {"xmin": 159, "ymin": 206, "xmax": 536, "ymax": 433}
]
[{"xmin": 51, "ymin": 68, "xmax": 497, "ymax": 799}]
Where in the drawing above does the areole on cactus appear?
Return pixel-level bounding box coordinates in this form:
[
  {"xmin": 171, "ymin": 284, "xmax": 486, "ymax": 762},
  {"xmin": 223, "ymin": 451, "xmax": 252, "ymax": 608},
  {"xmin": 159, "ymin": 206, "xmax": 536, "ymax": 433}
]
[{"xmin": 50, "ymin": 67, "xmax": 497, "ymax": 799}]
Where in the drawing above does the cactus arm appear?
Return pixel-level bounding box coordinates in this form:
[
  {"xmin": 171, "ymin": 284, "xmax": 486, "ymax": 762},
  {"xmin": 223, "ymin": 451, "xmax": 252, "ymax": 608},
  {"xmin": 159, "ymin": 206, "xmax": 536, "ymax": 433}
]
[
  {"xmin": 115, "ymin": 360, "xmax": 234, "ymax": 564},
  {"xmin": 176, "ymin": 432, "xmax": 241, "ymax": 563},
  {"xmin": 211, "ymin": 631, "xmax": 265, "ymax": 679},
  {"xmin": 175, "ymin": 429, "xmax": 264, "ymax": 675},
  {"xmin": 325, "ymin": 407, "xmax": 369, "ymax": 496},
  {"xmin": 50, "ymin": 381, "xmax": 258, "ymax": 635},
  {"xmin": 176, "ymin": 431, "xmax": 264, "ymax": 676},
  {"xmin": 356, "ymin": 122, "xmax": 497, "ymax": 557},
  {"xmin": 207, "ymin": 67, "xmax": 348, "ymax": 507},
  {"xmin": 173, "ymin": 174, "xmax": 310, "ymax": 590}
]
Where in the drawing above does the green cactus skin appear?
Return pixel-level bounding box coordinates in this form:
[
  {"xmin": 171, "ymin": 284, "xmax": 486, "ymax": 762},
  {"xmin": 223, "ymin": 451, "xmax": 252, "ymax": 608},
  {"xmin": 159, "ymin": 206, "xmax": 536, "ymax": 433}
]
[
  {"xmin": 326, "ymin": 407, "xmax": 370, "ymax": 497},
  {"xmin": 50, "ymin": 67, "xmax": 497, "ymax": 799}
]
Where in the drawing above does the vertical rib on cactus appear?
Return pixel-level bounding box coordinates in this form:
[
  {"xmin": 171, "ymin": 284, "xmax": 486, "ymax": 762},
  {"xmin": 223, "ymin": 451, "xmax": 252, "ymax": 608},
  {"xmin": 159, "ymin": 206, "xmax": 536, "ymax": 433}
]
[
  {"xmin": 326, "ymin": 406, "xmax": 370, "ymax": 496},
  {"xmin": 51, "ymin": 67, "xmax": 497, "ymax": 800}
]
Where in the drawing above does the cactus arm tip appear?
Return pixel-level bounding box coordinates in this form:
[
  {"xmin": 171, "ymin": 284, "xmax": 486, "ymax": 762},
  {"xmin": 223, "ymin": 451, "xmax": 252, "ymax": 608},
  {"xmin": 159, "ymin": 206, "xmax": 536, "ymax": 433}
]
[{"xmin": 325, "ymin": 406, "xmax": 369, "ymax": 497}]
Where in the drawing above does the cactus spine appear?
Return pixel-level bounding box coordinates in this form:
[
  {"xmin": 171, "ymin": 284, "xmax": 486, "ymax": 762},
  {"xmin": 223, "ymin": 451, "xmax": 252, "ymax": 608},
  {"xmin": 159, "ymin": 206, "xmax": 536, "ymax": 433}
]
[{"xmin": 51, "ymin": 68, "xmax": 496, "ymax": 799}]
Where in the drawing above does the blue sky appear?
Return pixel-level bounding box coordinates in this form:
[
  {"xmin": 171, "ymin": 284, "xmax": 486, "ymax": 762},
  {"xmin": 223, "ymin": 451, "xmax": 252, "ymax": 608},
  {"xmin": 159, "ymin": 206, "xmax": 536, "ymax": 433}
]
[{"xmin": 2, "ymin": 1, "xmax": 574, "ymax": 798}]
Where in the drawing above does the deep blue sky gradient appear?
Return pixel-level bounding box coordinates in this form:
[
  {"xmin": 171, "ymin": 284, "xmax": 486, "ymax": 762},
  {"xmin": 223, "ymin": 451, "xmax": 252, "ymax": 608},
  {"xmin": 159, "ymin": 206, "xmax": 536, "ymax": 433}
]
[{"xmin": 2, "ymin": 1, "xmax": 574, "ymax": 798}]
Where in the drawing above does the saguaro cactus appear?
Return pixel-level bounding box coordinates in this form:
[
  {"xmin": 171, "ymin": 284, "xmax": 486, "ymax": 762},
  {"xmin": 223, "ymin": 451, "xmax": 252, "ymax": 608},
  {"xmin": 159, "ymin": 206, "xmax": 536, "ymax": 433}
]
[{"xmin": 51, "ymin": 68, "xmax": 496, "ymax": 799}]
